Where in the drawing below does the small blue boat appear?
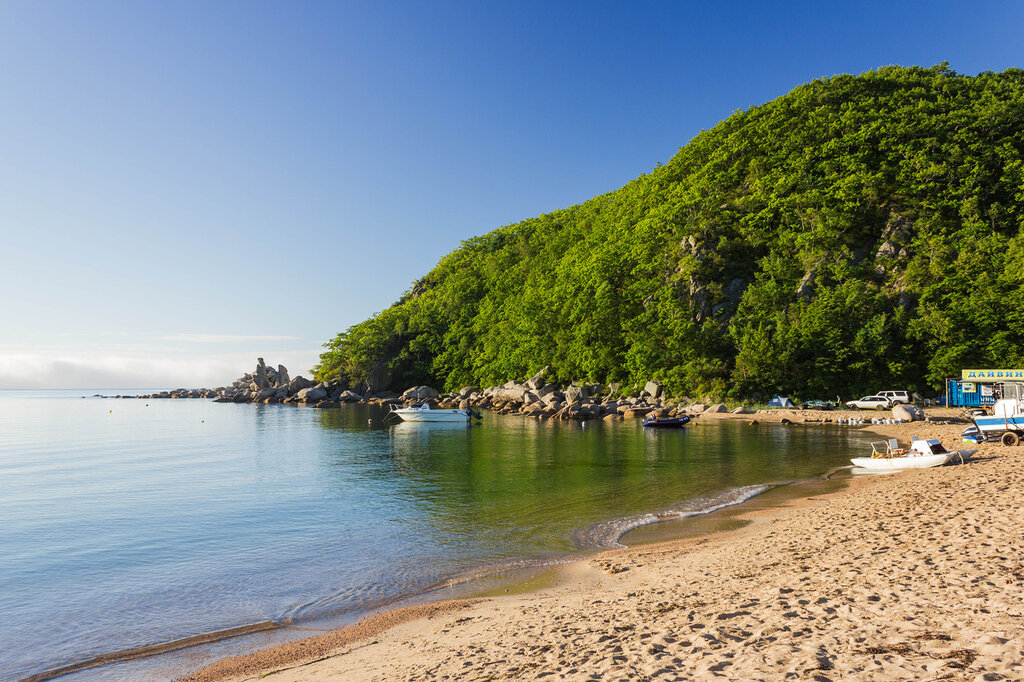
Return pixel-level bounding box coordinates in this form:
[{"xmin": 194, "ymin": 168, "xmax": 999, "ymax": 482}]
[{"xmin": 642, "ymin": 415, "xmax": 690, "ymax": 428}]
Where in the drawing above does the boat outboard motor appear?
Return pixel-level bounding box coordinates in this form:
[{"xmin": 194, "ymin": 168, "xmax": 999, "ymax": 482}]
[{"xmin": 466, "ymin": 408, "xmax": 483, "ymax": 420}]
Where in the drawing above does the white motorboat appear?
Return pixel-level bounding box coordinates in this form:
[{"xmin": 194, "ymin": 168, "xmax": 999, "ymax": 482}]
[
  {"xmin": 387, "ymin": 403, "xmax": 481, "ymax": 423},
  {"xmin": 851, "ymin": 437, "xmax": 976, "ymax": 470}
]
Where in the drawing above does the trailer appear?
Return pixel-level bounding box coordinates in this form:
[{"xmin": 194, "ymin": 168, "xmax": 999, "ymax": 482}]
[{"xmin": 973, "ymin": 399, "xmax": 1024, "ymax": 446}]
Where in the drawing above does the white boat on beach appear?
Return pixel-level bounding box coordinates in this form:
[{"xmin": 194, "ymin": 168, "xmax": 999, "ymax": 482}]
[
  {"xmin": 850, "ymin": 437, "xmax": 976, "ymax": 470},
  {"xmin": 387, "ymin": 403, "xmax": 481, "ymax": 422}
]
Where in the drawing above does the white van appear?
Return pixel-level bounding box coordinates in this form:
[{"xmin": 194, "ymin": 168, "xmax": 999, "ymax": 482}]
[{"xmin": 878, "ymin": 390, "xmax": 910, "ymax": 405}]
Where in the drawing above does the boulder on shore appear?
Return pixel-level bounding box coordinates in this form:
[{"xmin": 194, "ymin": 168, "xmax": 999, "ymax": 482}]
[
  {"xmin": 541, "ymin": 392, "xmax": 562, "ymax": 407},
  {"xmin": 458, "ymin": 386, "xmax": 480, "ymax": 399},
  {"xmin": 643, "ymin": 380, "xmax": 663, "ymax": 399},
  {"xmin": 289, "ymin": 376, "xmax": 314, "ymax": 394},
  {"xmin": 492, "ymin": 382, "xmax": 529, "ymax": 403},
  {"xmin": 526, "ymin": 366, "xmax": 549, "ymax": 391},
  {"xmin": 255, "ymin": 387, "xmax": 277, "ymax": 401},
  {"xmin": 624, "ymin": 407, "xmax": 653, "ymax": 418},
  {"xmin": 563, "ymin": 385, "xmax": 588, "ymax": 404},
  {"xmin": 892, "ymin": 404, "xmax": 925, "ymax": 421},
  {"xmin": 705, "ymin": 403, "xmax": 728, "ymax": 413},
  {"xmin": 402, "ymin": 386, "xmax": 440, "ymax": 401},
  {"xmin": 296, "ymin": 387, "xmax": 327, "ymax": 402}
]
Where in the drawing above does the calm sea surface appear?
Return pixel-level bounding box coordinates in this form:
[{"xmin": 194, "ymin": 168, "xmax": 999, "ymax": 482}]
[{"xmin": 0, "ymin": 390, "xmax": 873, "ymax": 681}]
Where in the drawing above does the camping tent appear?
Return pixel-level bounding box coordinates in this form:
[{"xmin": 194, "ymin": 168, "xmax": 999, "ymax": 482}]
[{"xmin": 767, "ymin": 395, "xmax": 795, "ymax": 408}]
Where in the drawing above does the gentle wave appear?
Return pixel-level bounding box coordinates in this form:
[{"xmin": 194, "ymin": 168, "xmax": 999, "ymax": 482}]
[
  {"xmin": 19, "ymin": 621, "xmax": 282, "ymax": 682},
  {"xmin": 23, "ymin": 485, "xmax": 776, "ymax": 680},
  {"xmin": 571, "ymin": 484, "xmax": 773, "ymax": 550}
]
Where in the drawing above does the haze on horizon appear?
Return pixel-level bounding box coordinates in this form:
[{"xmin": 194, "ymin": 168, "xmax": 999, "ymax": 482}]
[{"xmin": 1, "ymin": 1, "xmax": 1021, "ymax": 389}]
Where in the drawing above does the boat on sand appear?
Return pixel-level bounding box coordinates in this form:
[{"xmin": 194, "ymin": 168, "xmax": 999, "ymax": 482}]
[{"xmin": 851, "ymin": 437, "xmax": 976, "ymax": 470}]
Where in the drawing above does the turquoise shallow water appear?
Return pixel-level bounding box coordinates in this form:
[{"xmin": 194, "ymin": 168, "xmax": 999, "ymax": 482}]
[{"xmin": 0, "ymin": 390, "xmax": 873, "ymax": 681}]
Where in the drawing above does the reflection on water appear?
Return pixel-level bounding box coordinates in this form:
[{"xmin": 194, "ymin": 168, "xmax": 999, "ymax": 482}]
[{"xmin": 0, "ymin": 392, "xmax": 874, "ymax": 681}]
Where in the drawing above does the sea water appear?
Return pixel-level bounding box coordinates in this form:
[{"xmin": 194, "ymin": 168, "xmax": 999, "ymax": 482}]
[{"xmin": 0, "ymin": 390, "xmax": 873, "ymax": 681}]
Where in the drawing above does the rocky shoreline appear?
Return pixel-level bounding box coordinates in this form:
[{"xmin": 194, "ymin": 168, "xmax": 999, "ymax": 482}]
[
  {"xmin": 103, "ymin": 358, "xmax": 965, "ymax": 427},
  {"xmin": 104, "ymin": 359, "xmax": 753, "ymax": 421}
]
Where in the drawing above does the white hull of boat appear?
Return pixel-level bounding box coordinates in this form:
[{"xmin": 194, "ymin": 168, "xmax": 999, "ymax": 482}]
[
  {"xmin": 852, "ymin": 437, "xmax": 977, "ymax": 470},
  {"xmin": 390, "ymin": 408, "xmax": 471, "ymax": 422},
  {"xmin": 850, "ymin": 454, "xmax": 951, "ymax": 470}
]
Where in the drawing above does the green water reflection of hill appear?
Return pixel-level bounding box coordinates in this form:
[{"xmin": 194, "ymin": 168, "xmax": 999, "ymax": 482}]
[{"xmin": 314, "ymin": 406, "xmax": 873, "ymax": 555}]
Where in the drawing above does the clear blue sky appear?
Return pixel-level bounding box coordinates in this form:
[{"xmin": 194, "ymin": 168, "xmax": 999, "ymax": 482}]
[{"xmin": 1, "ymin": 1, "xmax": 1021, "ymax": 388}]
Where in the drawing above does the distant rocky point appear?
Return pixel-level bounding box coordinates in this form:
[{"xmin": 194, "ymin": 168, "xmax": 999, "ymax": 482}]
[{"xmin": 106, "ymin": 358, "xmax": 710, "ymax": 421}]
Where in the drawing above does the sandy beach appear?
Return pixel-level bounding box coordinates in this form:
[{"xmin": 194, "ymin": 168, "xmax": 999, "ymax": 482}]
[{"xmin": 182, "ymin": 412, "xmax": 1024, "ymax": 681}]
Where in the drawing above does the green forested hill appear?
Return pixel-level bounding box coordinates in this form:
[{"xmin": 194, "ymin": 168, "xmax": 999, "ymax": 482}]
[{"xmin": 315, "ymin": 64, "xmax": 1024, "ymax": 400}]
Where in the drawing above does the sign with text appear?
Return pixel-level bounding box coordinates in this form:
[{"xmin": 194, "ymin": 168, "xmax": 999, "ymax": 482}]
[{"xmin": 961, "ymin": 369, "xmax": 1024, "ymax": 381}]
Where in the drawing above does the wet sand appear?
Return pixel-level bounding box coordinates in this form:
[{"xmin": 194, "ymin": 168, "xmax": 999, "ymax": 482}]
[{"xmin": 182, "ymin": 413, "xmax": 1024, "ymax": 681}]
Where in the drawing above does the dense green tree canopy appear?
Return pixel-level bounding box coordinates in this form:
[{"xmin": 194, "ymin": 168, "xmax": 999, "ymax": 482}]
[{"xmin": 315, "ymin": 65, "xmax": 1024, "ymax": 400}]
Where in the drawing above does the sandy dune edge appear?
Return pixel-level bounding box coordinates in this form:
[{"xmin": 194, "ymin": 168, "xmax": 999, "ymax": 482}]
[{"xmin": 184, "ymin": 423, "xmax": 1023, "ymax": 681}]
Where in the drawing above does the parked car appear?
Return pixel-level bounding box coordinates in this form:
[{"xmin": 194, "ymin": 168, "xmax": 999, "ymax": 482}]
[
  {"xmin": 846, "ymin": 395, "xmax": 893, "ymax": 410},
  {"xmin": 877, "ymin": 390, "xmax": 910, "ymax": 405}
]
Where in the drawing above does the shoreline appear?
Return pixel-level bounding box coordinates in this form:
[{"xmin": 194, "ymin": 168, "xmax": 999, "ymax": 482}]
[
  {"xmin": 178, "ymin": 472, "xmax": 860, "ymax": 682},
  {"xmin": 45, "ymin": 469, "xmax": 857, "ymax": 681},
  {"xmin": 69, "ymin": 421, "xmax": 844, "ymax": 681},
  {"xmin": 179, "ymin": 417, "xmax": 1023, "ymax": 681},
  {"xmin": 20, "ymin": 407, "xmax": 877, "ymax": 682}
]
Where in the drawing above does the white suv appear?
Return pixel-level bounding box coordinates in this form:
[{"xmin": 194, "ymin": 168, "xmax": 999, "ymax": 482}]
[
  {"xmin": 846, "ymin": 395, "xmax": 893, "ymax": 410},
  {"xmin": 877, "ymin": 390, "xmax": 910, "ymax": 405}
]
